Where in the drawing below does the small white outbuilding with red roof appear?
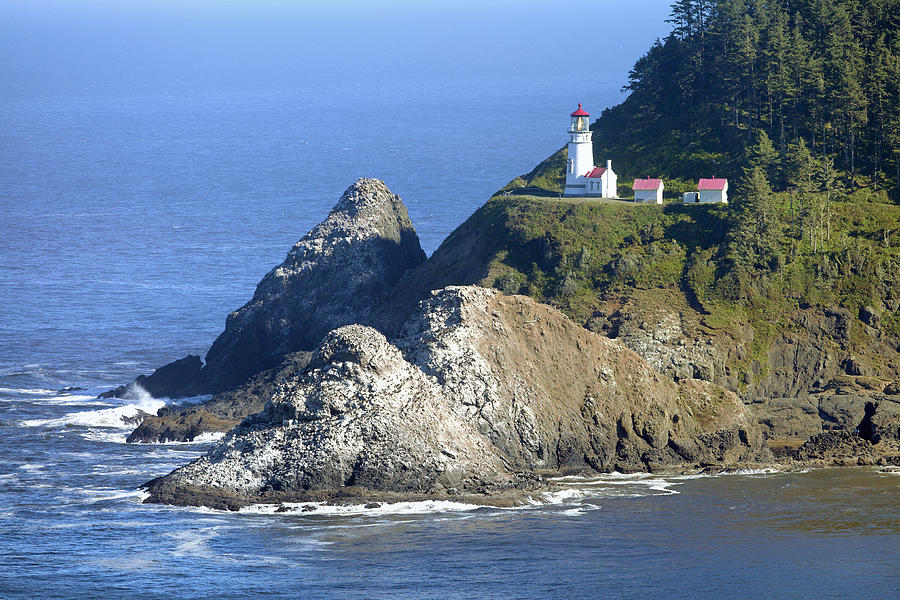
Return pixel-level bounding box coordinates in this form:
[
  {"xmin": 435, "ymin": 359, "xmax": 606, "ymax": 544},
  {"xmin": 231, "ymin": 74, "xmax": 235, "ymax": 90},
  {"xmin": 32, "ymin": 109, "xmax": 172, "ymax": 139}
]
[
  {"xmin": 632, "ymin": 177, "xmax": 664, "ymax": 204},
  {"xmin": 696, "ymin": 178, "xmax": 728, "ymax": 203},
  {"xmin": 563, "ymin": 104, "xmax": 617, "ymax": 198}
]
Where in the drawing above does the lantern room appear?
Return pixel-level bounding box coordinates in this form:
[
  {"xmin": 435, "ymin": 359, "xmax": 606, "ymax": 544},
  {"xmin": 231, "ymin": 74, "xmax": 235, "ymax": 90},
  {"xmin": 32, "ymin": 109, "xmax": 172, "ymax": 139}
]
[{"xmin": 570, "ymin": 103, "xmax": 590, "ymax": 132}]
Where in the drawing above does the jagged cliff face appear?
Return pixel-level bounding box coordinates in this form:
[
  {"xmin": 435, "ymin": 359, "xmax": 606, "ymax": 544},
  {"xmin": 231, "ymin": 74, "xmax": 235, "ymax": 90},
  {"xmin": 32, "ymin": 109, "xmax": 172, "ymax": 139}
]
[
  {"xmin": 377, "ymin": 195, "xmax": 900, "ymax": 447},
  {"xmin": 201, "ymin": 178, "xmax": 426, "ymax": 392},
  {"xmin": 589, "ymin": 298, "xmax": 900, "ymax": 446},
  {"xmin": 145, "ymin": 287, "xmax": 767, "ymax": 509},
  {"xmin": 120, "ymin": 188, "xmax": 899, "ymax": 458}
]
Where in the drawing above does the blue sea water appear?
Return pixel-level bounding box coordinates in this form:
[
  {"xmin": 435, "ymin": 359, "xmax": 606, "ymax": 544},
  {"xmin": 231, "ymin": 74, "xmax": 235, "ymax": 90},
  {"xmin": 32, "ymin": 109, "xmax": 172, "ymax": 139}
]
[{"xmin": 1, "ymin": 2, "xmax": 898, "ymax": 598}]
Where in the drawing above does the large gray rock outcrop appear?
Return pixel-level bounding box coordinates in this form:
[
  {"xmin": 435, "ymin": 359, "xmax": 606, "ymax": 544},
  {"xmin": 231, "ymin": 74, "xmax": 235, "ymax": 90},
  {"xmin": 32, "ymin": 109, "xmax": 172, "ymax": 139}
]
[
  {"xmin": 104, "ymin": 178, "xmax": 426, "ymax": 401},
  {"xmin": 126, "ymin": 351, "xmax": 312, "ymax": 443},
  {"xmin": 752, "ymin": 393, "xmax": 900, "ymax": 444},
  {"xmin": 145, "ymin": 286, "xmax": 768, "ymax": 509},
  {"xmin": 603, "ymin": 308, "xmax": 725, "ymax": 384},
  {"xmin": 201, "ymin": 178, "xmax": 426, "ymax": 392}
]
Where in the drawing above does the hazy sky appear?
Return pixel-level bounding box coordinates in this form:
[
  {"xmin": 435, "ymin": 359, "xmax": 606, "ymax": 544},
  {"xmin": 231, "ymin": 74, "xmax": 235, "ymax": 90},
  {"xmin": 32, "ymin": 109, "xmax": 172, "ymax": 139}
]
[{"xmin": 1, "ymin": 1, "xmax": 673, "ymax": 98}]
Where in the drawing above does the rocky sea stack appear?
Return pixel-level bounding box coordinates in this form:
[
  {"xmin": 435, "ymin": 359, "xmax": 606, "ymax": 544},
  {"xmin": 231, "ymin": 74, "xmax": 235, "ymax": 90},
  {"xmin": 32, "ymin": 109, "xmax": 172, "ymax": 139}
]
[
  {"xmin": 202, "ymin": 177, "xmax": 426, "ymax": 392},
  {"xmin": 118, "ymin": 178, "xmax": 427, "ymax": 440},
  {"xmin": 145, "ymin": 286, "xmax": 769, "ymax": 510}
]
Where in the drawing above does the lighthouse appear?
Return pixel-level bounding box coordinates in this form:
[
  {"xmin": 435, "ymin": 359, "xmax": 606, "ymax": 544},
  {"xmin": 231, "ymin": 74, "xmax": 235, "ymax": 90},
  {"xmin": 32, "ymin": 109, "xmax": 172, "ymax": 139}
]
[{"xmin": 564, "ymin": 104, "xmax": 617, "ymax": 198}]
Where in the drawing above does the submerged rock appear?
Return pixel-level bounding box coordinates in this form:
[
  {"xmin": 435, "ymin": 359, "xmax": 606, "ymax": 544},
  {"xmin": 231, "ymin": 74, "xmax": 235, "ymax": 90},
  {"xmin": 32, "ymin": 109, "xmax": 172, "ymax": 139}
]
[{"xmin": 145, "ymin": 286, "xmax": 769, "ymax": 509}]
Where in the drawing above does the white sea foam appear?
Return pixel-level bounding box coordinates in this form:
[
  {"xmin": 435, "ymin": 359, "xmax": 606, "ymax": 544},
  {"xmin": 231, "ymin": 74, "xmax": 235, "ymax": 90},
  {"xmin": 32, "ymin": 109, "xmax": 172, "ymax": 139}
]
[
  {"xmin": 549, "ymin": 472, "xmax": 686, "ymax": 497},
  {"xmin": 17, "ymin": 462, "xmax": 46, "ymax": 472},
  {"xmin": 559, "ymin": 506, "xmax": 595, "ymax": 517},
  {"xmin": 721, "ymin": 467, "xmax": 782, "ymax": 476},
  {"xmin": 189, "ymin": 431, "xmax": 225, "ymax": 443},
  {"xmin": 550, "ymin": 471, "xmax": 657, "ymax": 484},
  {"xmin": 0, "ymin": 386, "xmax": 58, "ymax": 396},
  {"xmin": 90, "ymin": 466, "xmax": 144, "ymax": 476},
  {"xmin": 172, "ymin": 394, "xmax": 214, "ymax": 406},
  {"xmin": 42, "ymin": 395, "xmax": 109, "ymax": 407},
  {"xmin": 169, "ymin": 528, "xmax": 220, "ymax": 559},
  {"xmin": 43, "ymin": 522, "xmax": 85, "ymax": 530},
  {"xmin": 668, "ymin": 473, "xmax": 708, "ymax": 480},
  {"xmin": 79, "ymin": 488, "xmax": 146, "ymax": 504},
  {"xmin": 80, "ymin": 430, "xmax": 129, "ymax": 444},
  {"xmin": 19, "ymin": 385, "xmax": 165, "ymax": 430},
  {"xmin": 239, "ymin": 490, "xmax": 609, "ymax": 518},
  {"xmin": 538, "ymin": 487, "xmax": 588, "ymax": 504},
  {"xmin": 239, "ymin": 498, "xmax": 490, "ymax": 517},
  {"xmin": 645, "ymin": 481, "xmax": 680, "ymax": 495},
  {"xmin": 0, "ymin": 386, "xmax": 115, "ymax": 407},
  {"xmin": 131, "ymin": 431, "xmax": 225, "ymax": 445},
  {"xmin": 236, "ymin": 479, "xmax": 672, "ymax": 518}
]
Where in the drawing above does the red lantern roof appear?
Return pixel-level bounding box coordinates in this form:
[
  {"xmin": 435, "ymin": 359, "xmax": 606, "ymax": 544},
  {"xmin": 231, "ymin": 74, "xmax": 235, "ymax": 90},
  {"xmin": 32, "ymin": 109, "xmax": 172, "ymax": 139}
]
[{"xmin": 570, "ymin": 103, "xmax": 590, "ymax": 117}]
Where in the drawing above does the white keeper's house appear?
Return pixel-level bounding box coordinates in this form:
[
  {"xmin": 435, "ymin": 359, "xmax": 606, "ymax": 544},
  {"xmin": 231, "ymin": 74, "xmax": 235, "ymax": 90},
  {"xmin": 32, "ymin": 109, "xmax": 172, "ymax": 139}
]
[
  {"xmin": 564, "ymin": 104, "xmax": 617, "ymax": 198},
  {"xmin": 697, "ymin": 178, "xmax": 729, "ymax": 203},
  {"xmin": 633, "ymin": 177, "xmax": 664, "ymax": 204}
]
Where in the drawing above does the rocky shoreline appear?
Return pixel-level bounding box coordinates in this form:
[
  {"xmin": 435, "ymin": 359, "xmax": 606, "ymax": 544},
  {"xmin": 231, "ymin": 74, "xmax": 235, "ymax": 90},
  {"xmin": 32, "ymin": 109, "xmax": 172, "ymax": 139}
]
[
  {"xmin": 142, "ymin": 284, "xmax": 770, "ymax": 509},
  {"xmin": 143, "ymin": 462, "xmax": 900, "ymax": 513},
  {"xmin": 141, "ymin": 477, "xmax": 542, "ymax": 512},
  {"xmin": 101, "ymin": 178, "xmax": 899, "ymax": 510}
]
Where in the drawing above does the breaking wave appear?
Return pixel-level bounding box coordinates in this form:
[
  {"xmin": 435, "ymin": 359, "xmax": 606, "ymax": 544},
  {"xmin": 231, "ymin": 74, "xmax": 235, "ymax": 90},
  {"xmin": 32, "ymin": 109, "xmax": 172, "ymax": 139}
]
[
  {"xmin": 548, "ymin": 472, "xmax": 698, "ymax": 498},
  {"xmin": 239, "ymin": 499, "xmax": 488, "ymax": 517},
  {"xmin": 19, "ymin": 384, "xmax": 164, "ymax": 430}
]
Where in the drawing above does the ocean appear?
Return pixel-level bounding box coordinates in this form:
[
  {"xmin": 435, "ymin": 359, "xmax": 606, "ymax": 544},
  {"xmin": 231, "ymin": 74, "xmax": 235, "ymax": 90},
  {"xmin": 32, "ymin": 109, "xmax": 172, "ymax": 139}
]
[{"xmin": 1, "ymin": 2, "xmax": 898, "ymax": 598}]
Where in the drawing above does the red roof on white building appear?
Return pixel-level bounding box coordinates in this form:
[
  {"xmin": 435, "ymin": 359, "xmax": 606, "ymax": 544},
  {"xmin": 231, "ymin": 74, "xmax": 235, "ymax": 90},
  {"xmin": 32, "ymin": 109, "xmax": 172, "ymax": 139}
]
[
  {"xmin": 698, "ymin": 178, "xmax": 728, "ymax": 190},
  {"xmin": 570, "ymin": 103, "xmax": 590, "ymax": 117},
  {"xmin": 632, "ymin": 178, "xmax": 662, "ymax": 190},
  {"xmin": 585, "ymin": 166, "xmax": 607, "ymax": 178}
]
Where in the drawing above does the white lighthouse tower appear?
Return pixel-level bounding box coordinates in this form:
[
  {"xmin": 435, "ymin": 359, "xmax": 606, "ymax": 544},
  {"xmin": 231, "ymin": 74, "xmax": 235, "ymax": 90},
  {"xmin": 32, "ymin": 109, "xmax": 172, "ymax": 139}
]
[
  {"xmin": 565, "ymin": 103, "xmax": 593, "ymax": 195},
  {"xmin": 564, "ymin": 103, "xmax": 617, "ymax": 198}
]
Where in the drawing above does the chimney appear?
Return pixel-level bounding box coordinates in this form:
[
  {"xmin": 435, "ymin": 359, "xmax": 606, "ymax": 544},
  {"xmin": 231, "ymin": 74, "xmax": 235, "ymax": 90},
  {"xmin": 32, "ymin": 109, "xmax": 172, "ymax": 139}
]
[{"xmin": 607, "ymin": 160, "xmax": 612, "ymax": 171}]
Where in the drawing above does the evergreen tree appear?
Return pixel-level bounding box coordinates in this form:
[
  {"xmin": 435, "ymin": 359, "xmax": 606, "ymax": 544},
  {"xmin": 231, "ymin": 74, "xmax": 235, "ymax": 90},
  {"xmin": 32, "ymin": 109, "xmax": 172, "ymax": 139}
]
[
  {"xmin": 746, "ymin": 129, "xmax": 779, "ymax": 183},
  {"xmin": 725, "ymin": 166, "xmax": 779, "ymax": 298},
  {"xmin": 785, "ymin": 138, "xmax": 818, "ymax": 194},
  {"xmin": 668, "ymin": 0, "xmax": 696, "ymax": 41},
  {"xmin": 595, "ymin": 0, "xmax": 900, "ymax": 199}
]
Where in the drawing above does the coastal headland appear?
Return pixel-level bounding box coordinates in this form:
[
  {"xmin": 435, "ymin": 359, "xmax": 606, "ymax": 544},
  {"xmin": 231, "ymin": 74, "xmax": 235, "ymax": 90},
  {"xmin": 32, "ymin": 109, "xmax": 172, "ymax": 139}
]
[
  {"xmin": 107, "ymin": 176, "xmax": 900, "ymax": 510},
  {"xmin": 120, "ymin": 0, "xmax": 900, "ymax": 508}
]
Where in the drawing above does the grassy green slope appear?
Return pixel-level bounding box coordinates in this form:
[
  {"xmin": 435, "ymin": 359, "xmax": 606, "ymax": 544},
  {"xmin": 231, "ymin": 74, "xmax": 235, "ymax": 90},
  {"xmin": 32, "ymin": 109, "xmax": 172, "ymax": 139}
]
[{"xmin": 385, "ymin": 185, "xmax": 900, "ymax": 391}]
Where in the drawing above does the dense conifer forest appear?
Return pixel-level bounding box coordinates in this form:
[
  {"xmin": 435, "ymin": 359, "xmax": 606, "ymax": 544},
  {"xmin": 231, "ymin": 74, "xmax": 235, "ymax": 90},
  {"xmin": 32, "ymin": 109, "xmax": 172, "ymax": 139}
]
[
  {"xmin": 594, "ymin": 0, "xmax": 900, "ymax": 199},
  {"xmin": 501, "ymin": 0, "xmax": 900, "ymax": 341}
]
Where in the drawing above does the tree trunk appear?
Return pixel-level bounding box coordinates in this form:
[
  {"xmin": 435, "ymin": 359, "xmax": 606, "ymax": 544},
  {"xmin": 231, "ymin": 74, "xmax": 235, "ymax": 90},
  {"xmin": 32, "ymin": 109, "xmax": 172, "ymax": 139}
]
[
  {"xmin": 780, "ymin": 116, "xmax": 785, "ymax": 154},
  {"xmin": 894, "ymin": 156, "xmax": 900, "ymax": 196}
]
